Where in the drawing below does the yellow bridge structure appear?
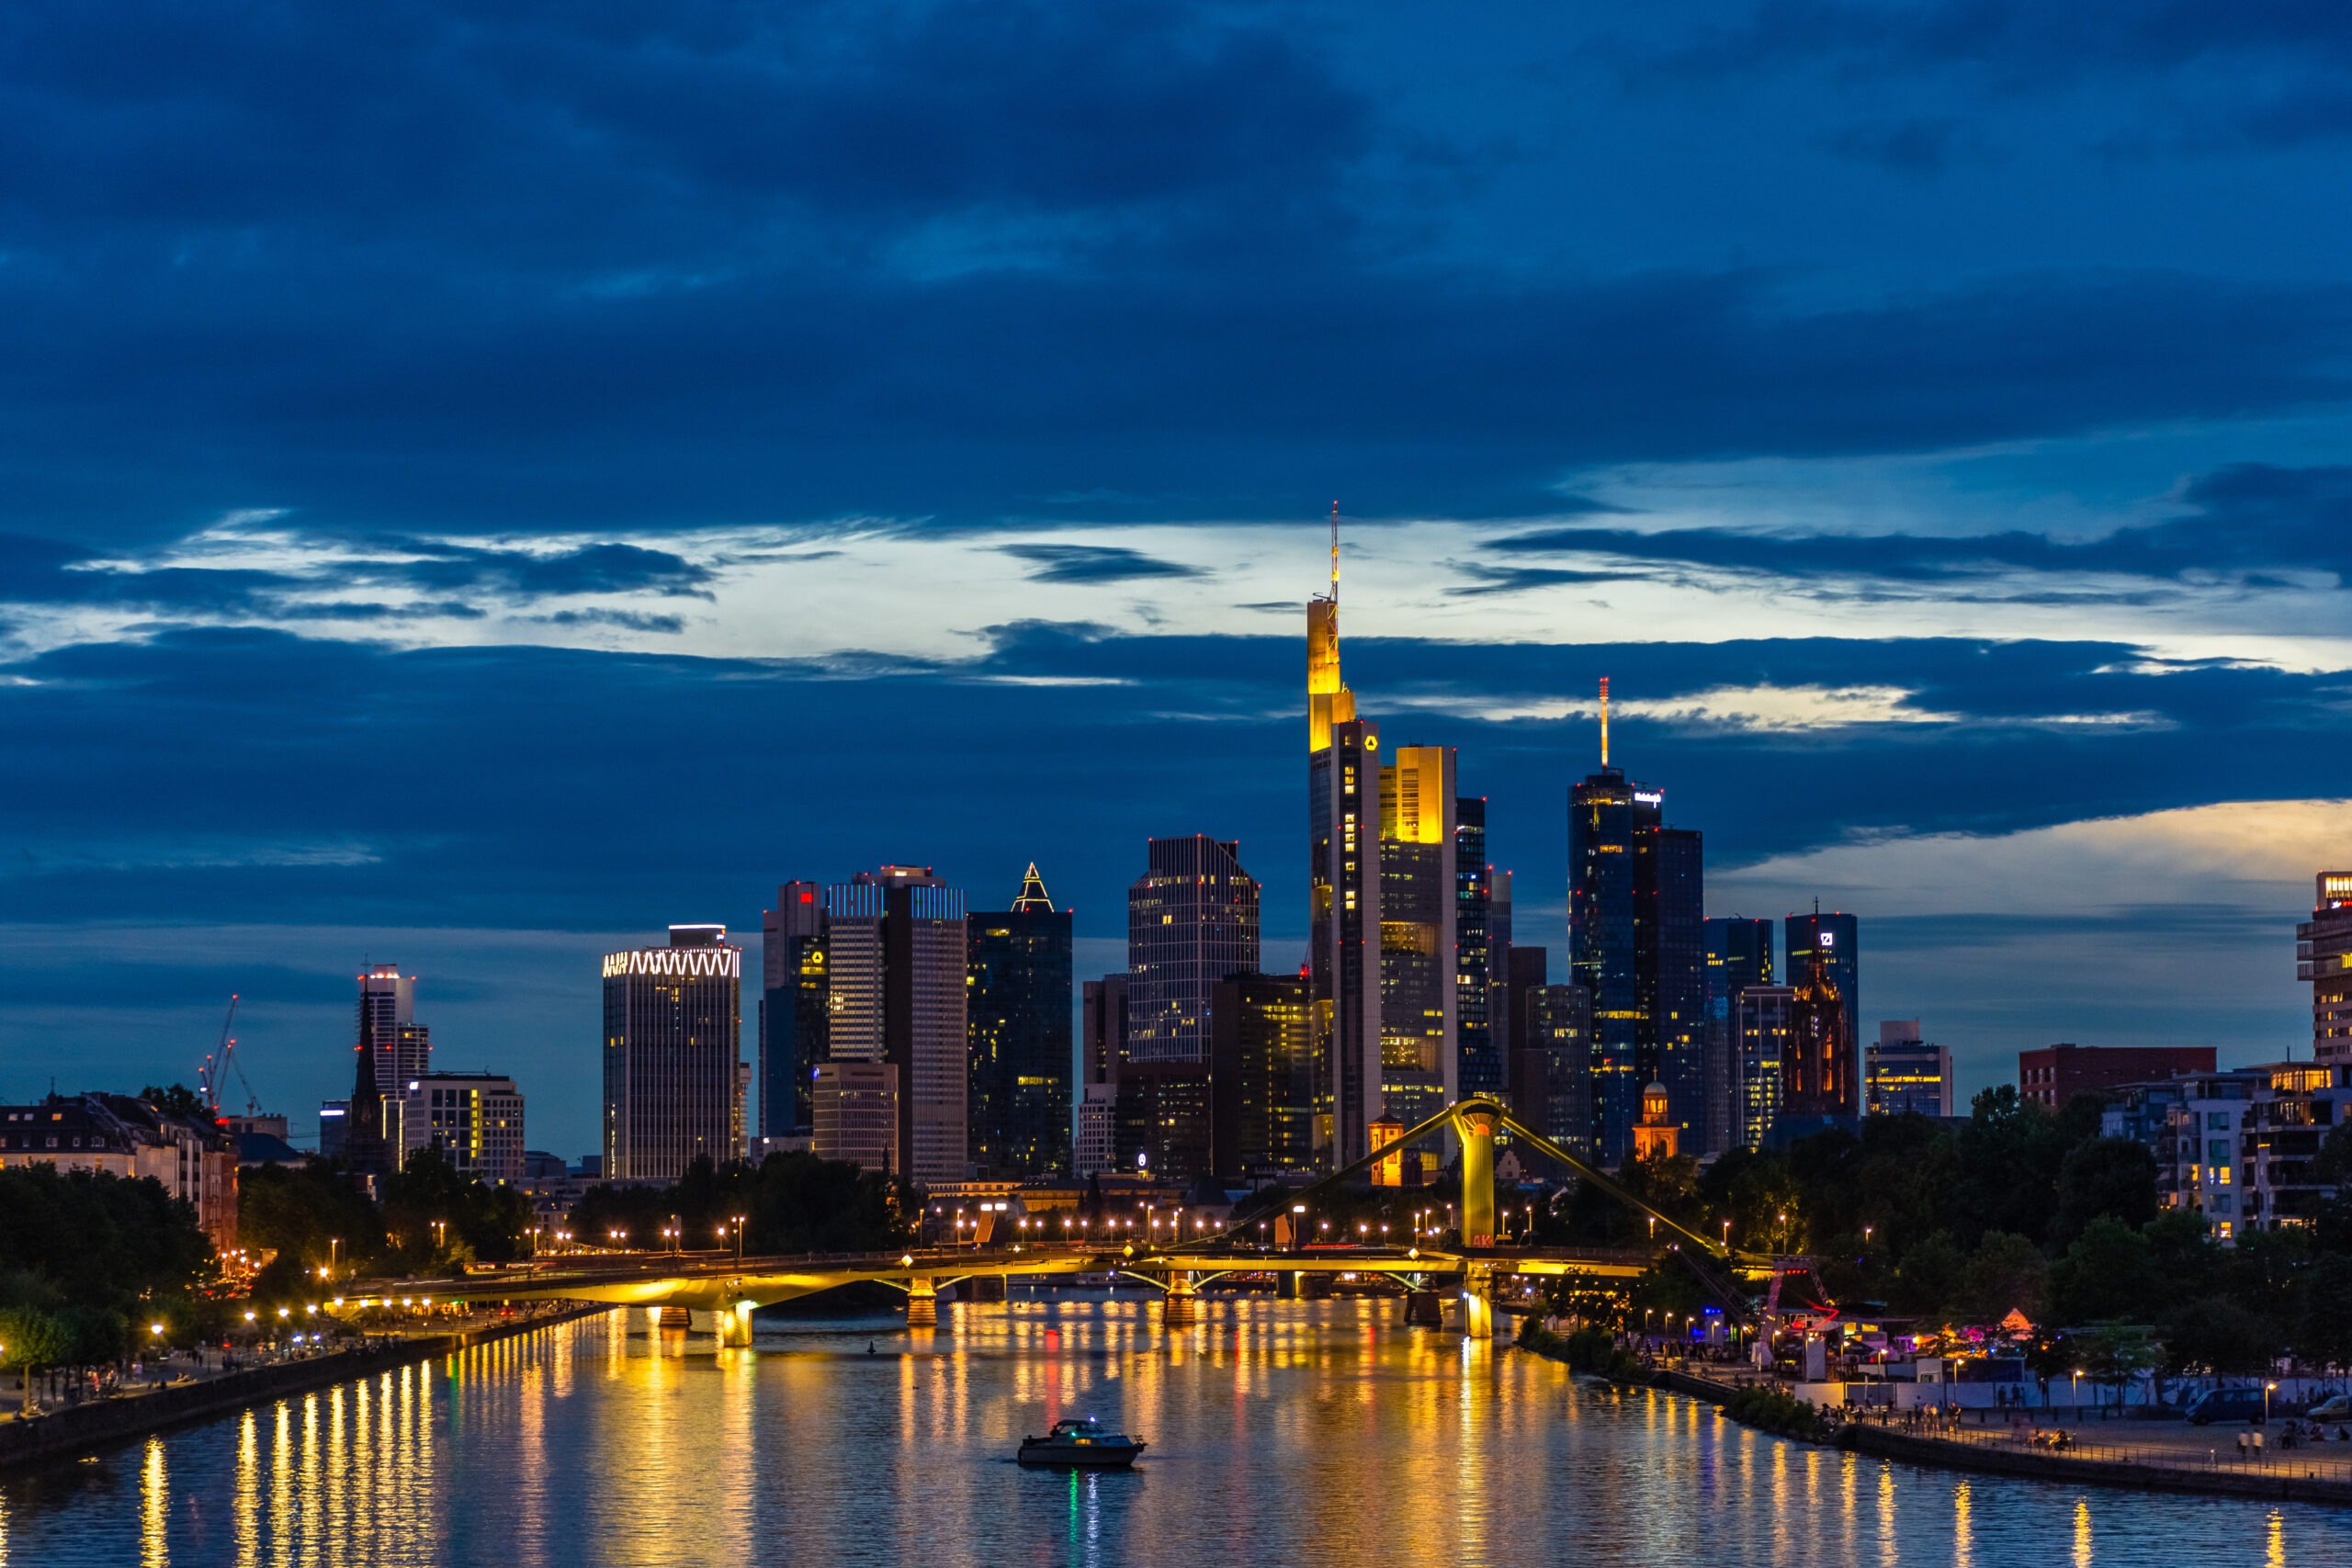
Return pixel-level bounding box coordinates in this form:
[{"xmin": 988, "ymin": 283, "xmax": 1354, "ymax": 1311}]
[{"xmin": 344, "ymin": 1099, "xmax": 1760, "ymax": 1342}]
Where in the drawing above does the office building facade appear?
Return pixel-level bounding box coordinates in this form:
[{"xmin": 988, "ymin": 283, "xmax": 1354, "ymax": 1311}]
[
  {"xmin": 2018, "ymin": 1043, "xmax": 2216, "ymax": 1110},
  {"xmin": 1512, "ymin": 982, "xmax": 1593, "ymax": 1156},
  {"xmin": 1734, "ymin": 986, "xmax": 1796, "ymax": 1151},
  {"xmin": 967, "ymin": 864, "xmax": 1073, "ymax": 1178},
  {"xmin": 825, "ymin": 868, "xmax": 969, "ymax": 1187},
  {"xmin": 1866, "ymin": 1021, "xmax": 1954, "ymax": 1118},
  {"xmin": 389, "ymin": 1072, "xmax": 524, "ymax": 1185},
  {"xmin": 2301, "ymin": 872, "xmax": 2352, "ymax": 1063},
  {"xmin": 811, "ymin": 1061, "xmax": 899, "ymax": 1174},
  {"xmin": 1119, "ymin": 838, "xmax": 1259, "ymax": 1184},
  {"xmin": 602, "ymin": 925, "xmax": 743, "ymax": 1184},
  {"xmin": 1377, "ymin": 745, "xmax": 1459, "ymax": 1135},
  {"xmin": 1211, "ymin": 971, "xmax": 1316, "ymax": 1179},
  {"xmin": 1703, "ymin": 918, "xmax": 1774, "ymax": 1156},
  {"xmin": 1455, "ymin": 798, "xmax": 1504, "ymax": 1101},
  {"xmin": 759, "ymin": 881, "xmax": 828, "ymax": 1139},
  {"xmin": 0, "ymin": 1093, "xmax": 238, "ymax": 1250}
]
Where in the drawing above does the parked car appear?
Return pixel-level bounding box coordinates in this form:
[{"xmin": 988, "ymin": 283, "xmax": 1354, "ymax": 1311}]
[
  {"xmin": 2307, "ymin": 1393, "xmax": 2352, "ymax": 1422},
  {"xmin": 2185, "ymin": 1387, "xmax": 2273, "ymax": 1426}
]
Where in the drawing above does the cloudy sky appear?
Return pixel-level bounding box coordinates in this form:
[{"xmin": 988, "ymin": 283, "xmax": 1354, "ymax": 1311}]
[{"xmin": 2, "ymin": 0, "xmax": 2347, "ymax": 1154}]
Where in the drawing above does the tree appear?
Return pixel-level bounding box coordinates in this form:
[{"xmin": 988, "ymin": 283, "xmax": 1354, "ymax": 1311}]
[
  {"xmin": 2162, "ymin": 1296, "xmax": 2278, "ymax": 1380},
  {"xmin": 2298, "ymin": 1252, "xmax": 2352, "ymax": 1374},
  {"xmin": 2051, "ymin": 1138, "xmax": 2159, "ymax": 1246},
  {"xmin": 2043, "ymin": 1216, "xmax": 2161, "ymax": 1325},
  {"xmin": 1892, "ymin": 1231, "xmax": 1968, "ymax": 1319},
  {"xmin": 240, "ymin": 1161, "xmax": 386, "ymax": 1289},
  {"xmin": 140, "ymin": 1083, "xmax": 213, "ymax": 1123},
  {"xmin": 1958, "ymin": 1231, "xmax": 2045, "ymax": 1326}
]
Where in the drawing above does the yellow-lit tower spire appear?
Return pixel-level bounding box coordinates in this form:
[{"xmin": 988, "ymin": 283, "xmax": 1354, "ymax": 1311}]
[
  {"xmin": 1600, "ymin": 675, "xmax": 1610, "ymax": 767},
  {"xmin": 1307, "ymin": 502, "xmax": 1354, "ymax": 750}
]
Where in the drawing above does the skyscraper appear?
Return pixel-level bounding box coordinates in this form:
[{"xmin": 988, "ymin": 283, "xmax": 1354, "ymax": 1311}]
[
  {"xmin": 1568, "ymin": 683, "xmax": 1704, "ymax": 1165},
  {"xmin": 967, "ymin": 864, "xmax": 1072, "ymax": 1177},
  {"xmin": 602, "ymin": 925, "xmax": 743, "ymax": 1183},
  {"xmin": 1306, "ymin": 526, "xmax": 1472, "ymax": 1168},
  {"xmin": 1122, "ymin": 836, "xmax": 1260, "ymax": 1182},
  {"xmin": 1308, "ymin": 526, "xmax": 1382, "ymax": 1168},
  {"xmin": 356, "ymin": 965, "xmax": 431, "ymax": 1090},
  {"xmin": 347, "ymin": 964, "xmax": 430, "ymax": 1175},
  {"xmin": 389, "ymin": 1072, "xmax": 525, "ymax": 1185},
  {"xmin": 1379, "ymin": 744, "xmax": 1459, "ymax": 1134},
  {"xmin": 759, "ymin": 881, "xmax": 827, "ymax": 1139},
  {"xmin": 1785, "ymin": 908, "xmax": 1860, "ymax": 1100},
  {"xmin": 1703, "ymin": 919, "xmax": 1774, "ymax": 1156},
  {"xmin": 1078, "ymin": 976, "xmax": 1125, "ymax": 1179},
  {"xmin": 1211, "ymin": 970, "xmax": 1315, "ymax": 1179},
  {"xmin": 2301, "ymin": 873, "xmax": 2352, "ymax": 1063},
  {"xmin": 824, "ymin": 868, "xmax": 968, "ymax": 1187},
  {"xmin": 1455, "ymin": 799, "xmax": 1503, "ymax": 1101},
  {"xmin": 1489, "ymin": 867, "xmax": 1515, "ymax": 1088},
  {"xmin": 1513, "ymin": 982, "xmax": 1593, "ymax": 1155},
  {"xmin": 1866, "ymin": 1021, "xmax": 1954, "ymax": 1118},
  {"xmin": 1734, "ymin": 985, "xmax": 1795, "ymax": 1150}
]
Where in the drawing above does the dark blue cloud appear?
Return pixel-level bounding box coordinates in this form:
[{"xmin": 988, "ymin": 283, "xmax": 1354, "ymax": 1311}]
[
  {"xmin": 1000, "ymin": 544, "xmax": 1205, "ymax": 583},
  {"xmin": 1484, "ymin": 461, "xmax": 2352, "ymax": 585}
]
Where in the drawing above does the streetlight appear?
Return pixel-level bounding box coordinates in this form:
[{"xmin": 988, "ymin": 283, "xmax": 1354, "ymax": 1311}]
[
  {"xmin": 731, "ymin": 1214, "xmax": 748, "ymax": 1265},
  {"xmin": 1721, "ymin": 1219, "xmax": 1731, "ymax": 1250},
  {"xmin": 2267, "ymin": 1381, "xmax": 2278, "ymax": 1423}
]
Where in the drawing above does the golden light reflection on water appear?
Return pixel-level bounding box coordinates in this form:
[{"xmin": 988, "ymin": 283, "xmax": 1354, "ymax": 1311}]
[{"xmin": 3, "ymin": 1301, "xmax": 2349, "ymax": 1566}]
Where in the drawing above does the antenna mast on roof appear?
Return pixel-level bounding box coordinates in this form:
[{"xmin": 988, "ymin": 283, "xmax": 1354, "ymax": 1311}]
[
  {"xmin": 1600, "ymin": 676, "xmax": 1610, "ymax": 768},
  {"xmin": 1329, "ymin": 501, "xmax": 1340, "ymax": 604}
]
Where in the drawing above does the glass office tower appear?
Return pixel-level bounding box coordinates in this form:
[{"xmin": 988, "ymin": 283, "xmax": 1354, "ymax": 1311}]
[{"xmin": 967, "ymin": 864, "xmax": 1073, "ymax": 1178}]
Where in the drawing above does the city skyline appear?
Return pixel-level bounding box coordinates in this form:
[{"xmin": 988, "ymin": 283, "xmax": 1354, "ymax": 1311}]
[{"xmin": 3, "ymin": 3, "xmax": 2348, "ymax": 1154}]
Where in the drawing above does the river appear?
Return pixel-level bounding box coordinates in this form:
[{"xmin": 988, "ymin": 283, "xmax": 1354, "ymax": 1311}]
[{"xmin": 4, "ymin": 1294, "xmax": 2348, "ymax": 1566}]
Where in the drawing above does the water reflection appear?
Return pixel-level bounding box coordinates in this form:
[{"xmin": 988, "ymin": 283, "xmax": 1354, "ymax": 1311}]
[{"xmin": 3, "ymin": 1298, "xmax": 2351, "ymax": 1566}]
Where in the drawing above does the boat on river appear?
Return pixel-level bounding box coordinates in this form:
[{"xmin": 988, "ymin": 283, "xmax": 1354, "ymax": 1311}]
[{"xmin": 1017, "ymin": 1416, "xmax": 1147, "ymax": 1468}]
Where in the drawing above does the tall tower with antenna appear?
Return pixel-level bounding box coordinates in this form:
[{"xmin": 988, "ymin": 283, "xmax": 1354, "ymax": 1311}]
[
  {"xmin": 1567, "ymin": 680, "xmax": 1706, "ymax": 1164},
  {"xmin": 1307, "ymin": 505, "xmax": 1383, "ymax": 1165}
]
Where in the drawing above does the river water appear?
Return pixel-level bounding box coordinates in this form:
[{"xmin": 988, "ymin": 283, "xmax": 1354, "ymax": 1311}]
[{"xmin": 4, "ymin": 1295, "xmax": 2349, "ymax": 1567}]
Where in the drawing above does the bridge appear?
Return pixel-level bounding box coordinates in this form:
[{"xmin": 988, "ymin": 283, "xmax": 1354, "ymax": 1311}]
[{"xmin": 340, "ymin": 1099, "xmax": 1766, "ymax": 1342}]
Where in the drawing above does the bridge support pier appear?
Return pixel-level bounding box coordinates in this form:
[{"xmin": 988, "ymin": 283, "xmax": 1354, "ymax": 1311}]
[
  {"xmin": 1462, "ymin": 1263, "xmax": 1496, "ymax": 1340},
  {"xmin": 718, "ymin": 1301, "xmax": 754, "ymax": 1348},
  {"xmin": 1162, "ymin": 1275, "xmax": 1198, "ymax": 1328},
  {"xmin": 905, "ymin": 1278, "xmax": 938, "ymax": 1327}
]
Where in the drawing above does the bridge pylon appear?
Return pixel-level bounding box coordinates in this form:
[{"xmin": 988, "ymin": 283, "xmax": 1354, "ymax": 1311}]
[
  {"xmin": 906, "ymin": 1278, "xmax": 938, "ymax": 1326},
  {"xmin": 1459, "ymin": 1103, "xmax": 1498, "ymax": 1247},
  {"xmin": 1162, "ymin": 1274, "xmax": 1198, "ymax": 1327}
]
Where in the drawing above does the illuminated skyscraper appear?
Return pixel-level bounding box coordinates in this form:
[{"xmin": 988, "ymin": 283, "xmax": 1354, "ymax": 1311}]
[
  {"xmin": 1306, "ymin": 521, "xmax": 1472, "ymax": 1168},
  {"xmin": 1568, "ymin": 684, "xmax": 1704, "ymax": 1165},
  {"xmin": 967, "ymin": 864, "xmax": 1072, "ymax": 1177},
  {"xmin": 602, "ymin": 925, "xmax": 743, "ymax": 1183},
  {"xmin": 1734, "ymin": 986, "xmax": 1794, "ymax": 1150},
  {"xmin": 759, "ymin": 882, "xmax": 827, "ymax": 1139},
  {"xmin": 1512, "ymin": 982, "xmax": 1592, "ymax": 1155},
  {"xmin": 1211, "ymin": 970, "xmax": 1315, "ymax": 1179},
  {"xmin": 1455, "ymin": 799, "xmax": 1503, "ymax": 1101},
  {"xmin": 1866, "ymin": 1021, "xmax": 1953, "ymax": 1118},
  {"xmin": 1378, "ymin": 743, "xmax": 1459, "ymax": 1134},
  {"xmin": 1308, "ymin": 525, "xmax": 1382, "ymax": 1167},
  {"xmin": 2301, "ymin": 873, "xmax": 2352, "ymax": 1063},
  {"xmin": 348, "ymin": 964, "xmax": 430, "ymax": 1175},
  {"xmin": 1703, "ymin": 919, "xmax": 1774, "ymax": 1155},
  {"xmin": 824, "ymin": 868, "xmax": 968, "ymax": 1186},
  {"xmin": 1121, "ymin": 836, "xmax": 1259, "ymax": 1182}
]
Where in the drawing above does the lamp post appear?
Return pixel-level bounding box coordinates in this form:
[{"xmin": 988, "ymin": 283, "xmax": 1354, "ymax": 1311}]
[{"xmin": 732, "ymin": 1214, "xmax": 748, "ymax": 1265}]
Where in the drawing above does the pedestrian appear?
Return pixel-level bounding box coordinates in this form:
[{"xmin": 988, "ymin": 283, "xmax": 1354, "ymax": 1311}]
[{"xmin": 2237, "ymin": 1429, "xmax": 2249, "ymax": 1461}]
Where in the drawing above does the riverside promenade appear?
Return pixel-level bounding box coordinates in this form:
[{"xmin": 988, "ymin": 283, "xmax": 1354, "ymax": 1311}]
[
  {"xmin": 0, "ymin": 1302, "xmax": 606, "ymax": 1473},
  {"xmin": 1642, "ymin": 1359, "xmax": 2352, "ymax": 1506}
]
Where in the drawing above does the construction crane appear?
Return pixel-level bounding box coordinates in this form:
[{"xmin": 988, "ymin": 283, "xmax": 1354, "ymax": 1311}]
[{"xmin": 197, "ymin": 995, "xmax": 258, "ymax": 1120}]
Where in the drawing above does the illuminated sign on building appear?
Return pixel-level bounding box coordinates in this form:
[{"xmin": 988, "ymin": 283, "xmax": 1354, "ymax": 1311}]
[
  {"xmin": 601, "ymin": 948, "xmax": 741, "ymax": 980},
  {"xmin": 1633, "ymin": 791, "xmax": 1663, "ymax": 806}
]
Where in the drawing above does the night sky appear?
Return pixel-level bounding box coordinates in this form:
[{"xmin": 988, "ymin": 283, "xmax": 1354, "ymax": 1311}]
[{"xmin": 3, "ymin": 1, "xmax": 2347, "ymax": 1155}]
